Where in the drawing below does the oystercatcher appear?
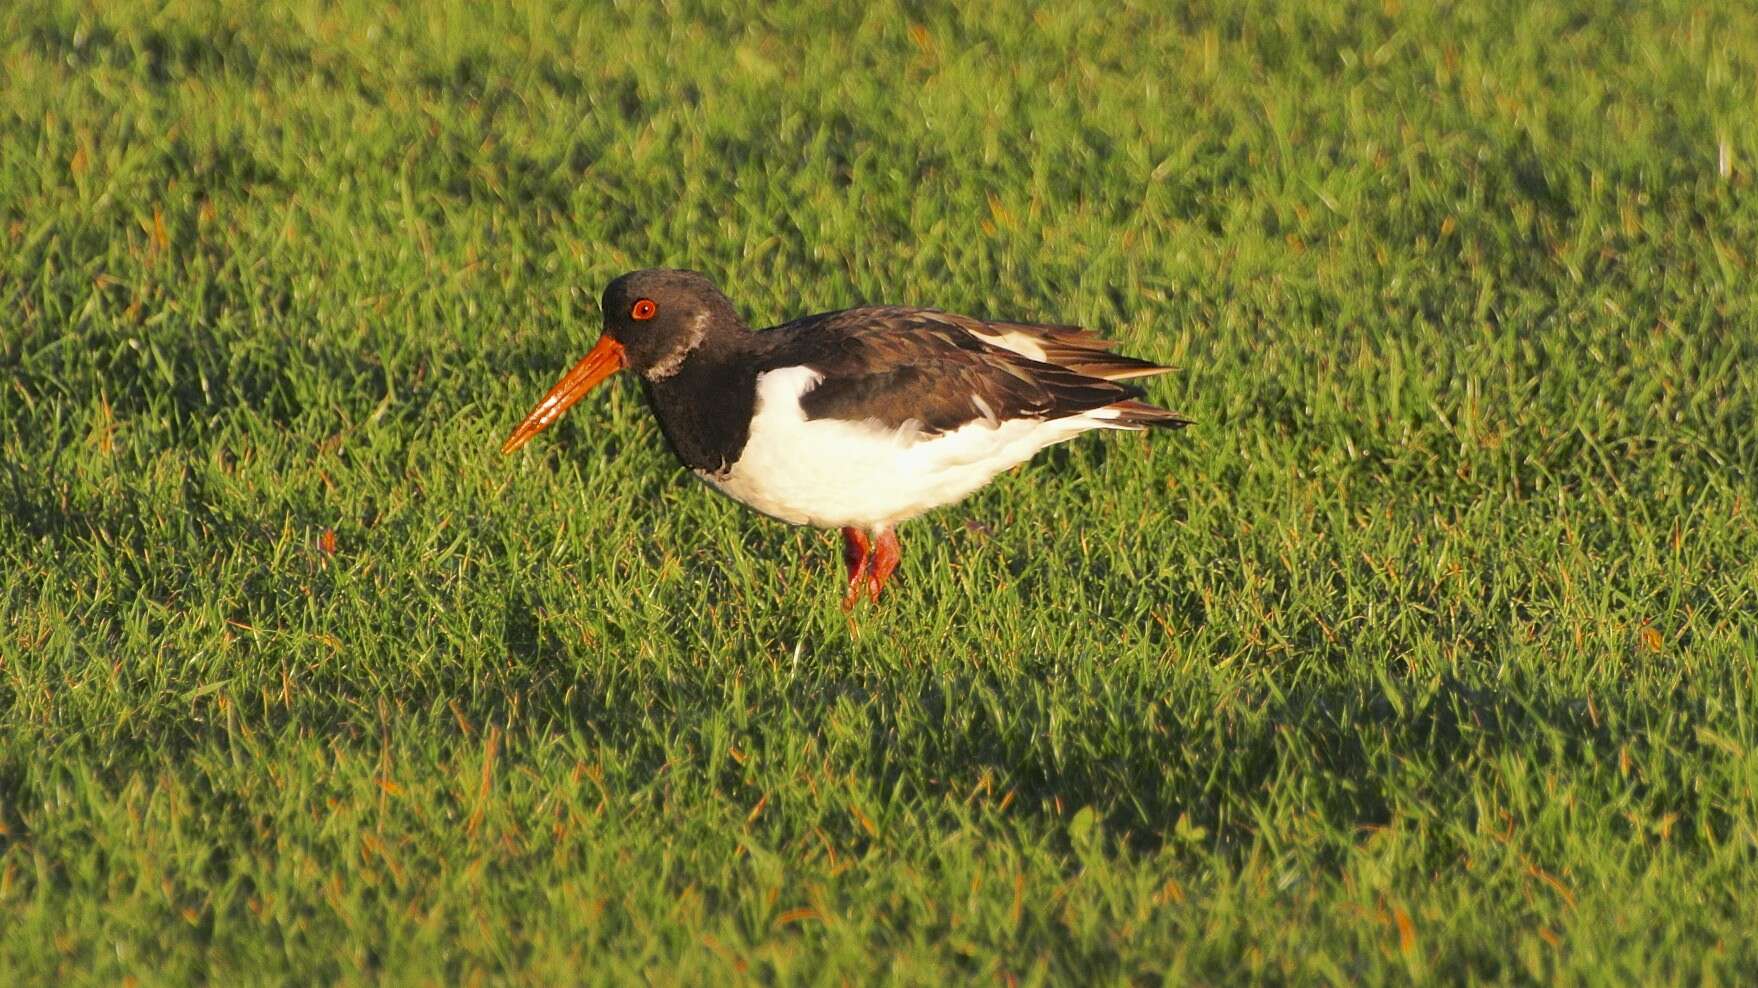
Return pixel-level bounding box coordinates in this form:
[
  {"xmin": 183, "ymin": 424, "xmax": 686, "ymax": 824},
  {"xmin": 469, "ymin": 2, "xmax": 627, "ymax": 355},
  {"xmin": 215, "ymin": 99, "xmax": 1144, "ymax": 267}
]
[{"xmin": 502, "ymin": 269, "xmax": 1188, "ymax": 608}]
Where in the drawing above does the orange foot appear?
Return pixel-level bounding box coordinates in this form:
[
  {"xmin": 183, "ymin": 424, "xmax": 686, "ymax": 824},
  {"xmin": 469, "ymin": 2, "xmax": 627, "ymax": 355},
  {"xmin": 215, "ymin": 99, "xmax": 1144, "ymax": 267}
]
[
  {"xmin": 868, "ymin": 528, "xmax": 900, "ymax": 602},
  {"xmin": 841, "ymin": 527, "xmax": 870, "ymax": 611}
]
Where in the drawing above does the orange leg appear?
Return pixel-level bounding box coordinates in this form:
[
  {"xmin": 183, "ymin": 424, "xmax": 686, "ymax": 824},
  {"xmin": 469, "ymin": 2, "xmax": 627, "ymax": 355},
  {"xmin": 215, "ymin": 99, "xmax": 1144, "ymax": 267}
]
[
  {"xmin": 868, "ymin": 528, "xmax": 901, "ymax": 602},
  {"xmin": 841, "ymin": 527, "xmax": 871, "ymax": 611}
]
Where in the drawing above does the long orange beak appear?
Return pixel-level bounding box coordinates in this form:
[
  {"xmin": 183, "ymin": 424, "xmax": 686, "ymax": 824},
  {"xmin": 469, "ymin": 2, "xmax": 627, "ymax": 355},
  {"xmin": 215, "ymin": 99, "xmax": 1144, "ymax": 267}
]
[{"xmin": 500, "ymin": 336, "xmax": 626, "ymax": 454}]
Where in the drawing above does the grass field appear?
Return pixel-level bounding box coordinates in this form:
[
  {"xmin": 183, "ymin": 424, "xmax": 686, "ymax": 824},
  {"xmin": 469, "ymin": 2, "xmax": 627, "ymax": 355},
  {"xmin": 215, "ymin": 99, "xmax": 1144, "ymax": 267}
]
[{"xmin": 4, "ymin": 0, "xmax": 1757, "ymax": 982}]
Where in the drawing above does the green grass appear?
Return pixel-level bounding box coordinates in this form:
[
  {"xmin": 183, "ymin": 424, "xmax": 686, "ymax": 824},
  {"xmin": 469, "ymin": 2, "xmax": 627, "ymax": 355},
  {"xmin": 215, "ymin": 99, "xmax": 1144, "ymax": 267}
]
[{"xmin": 3, "ymin": 0, "xmax": 1757, "ymax": 982}]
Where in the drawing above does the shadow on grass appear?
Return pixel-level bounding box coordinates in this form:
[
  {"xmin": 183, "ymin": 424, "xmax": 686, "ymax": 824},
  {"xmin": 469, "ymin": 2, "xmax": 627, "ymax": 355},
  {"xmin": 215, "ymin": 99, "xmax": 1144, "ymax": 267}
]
[
  {"xmin": 487, "ymin": 594, "xmax": 1707, "ymax": 861},
  {"xmin": 2, "ymin": 459, "xmax": 1718, "ymax": 872}
]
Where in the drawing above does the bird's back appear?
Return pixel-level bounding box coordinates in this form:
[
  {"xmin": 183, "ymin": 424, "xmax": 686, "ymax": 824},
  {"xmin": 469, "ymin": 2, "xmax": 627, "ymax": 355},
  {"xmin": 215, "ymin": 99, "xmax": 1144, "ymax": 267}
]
[{"xmin": 753, "ymin": 305, "xmax": 1187, "ymax": 436}]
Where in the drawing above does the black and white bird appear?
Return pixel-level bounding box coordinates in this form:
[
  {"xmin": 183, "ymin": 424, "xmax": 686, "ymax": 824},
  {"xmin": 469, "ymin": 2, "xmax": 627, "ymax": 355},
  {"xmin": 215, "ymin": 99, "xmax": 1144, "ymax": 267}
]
[{"xmin": 501, "ymin": 269, "xmax": 1188, "ymax": 608}]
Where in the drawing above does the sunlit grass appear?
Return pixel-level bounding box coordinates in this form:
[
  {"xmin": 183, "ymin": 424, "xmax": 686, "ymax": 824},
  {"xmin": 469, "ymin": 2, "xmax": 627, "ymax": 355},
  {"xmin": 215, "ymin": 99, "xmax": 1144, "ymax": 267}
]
[{"xmin": 3, "ymin": 0, "xmax": 1756, "ymax": 982}]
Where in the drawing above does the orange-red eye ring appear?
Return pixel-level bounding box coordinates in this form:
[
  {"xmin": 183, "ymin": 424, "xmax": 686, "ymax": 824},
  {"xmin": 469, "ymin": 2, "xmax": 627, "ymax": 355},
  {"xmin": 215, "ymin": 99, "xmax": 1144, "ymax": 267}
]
[{"xmin": 631, "ymin": 298, "xmax": 657, "ymax": 320}]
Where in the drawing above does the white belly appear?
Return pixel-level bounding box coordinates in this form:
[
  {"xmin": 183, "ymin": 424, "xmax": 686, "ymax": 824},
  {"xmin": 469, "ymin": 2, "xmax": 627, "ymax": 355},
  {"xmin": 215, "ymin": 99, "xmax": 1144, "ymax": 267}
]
[{"xmin": 695, "ymin": 365, "xmax": 1120, "ymax": 530}]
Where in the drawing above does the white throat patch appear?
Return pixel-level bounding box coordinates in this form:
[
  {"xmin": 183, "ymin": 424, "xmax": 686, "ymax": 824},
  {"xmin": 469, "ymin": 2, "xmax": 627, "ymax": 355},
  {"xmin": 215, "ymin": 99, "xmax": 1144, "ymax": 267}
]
[{"xmin": 644, "ymin": 310, "xmax": 711, "ymax": 381}]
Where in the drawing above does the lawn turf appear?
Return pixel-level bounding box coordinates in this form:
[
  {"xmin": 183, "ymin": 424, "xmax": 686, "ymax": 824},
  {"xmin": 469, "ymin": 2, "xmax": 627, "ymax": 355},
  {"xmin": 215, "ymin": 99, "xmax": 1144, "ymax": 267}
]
[{"xmin": 3, "ymin": 0, "xmax": 1757, "ymax": 983}]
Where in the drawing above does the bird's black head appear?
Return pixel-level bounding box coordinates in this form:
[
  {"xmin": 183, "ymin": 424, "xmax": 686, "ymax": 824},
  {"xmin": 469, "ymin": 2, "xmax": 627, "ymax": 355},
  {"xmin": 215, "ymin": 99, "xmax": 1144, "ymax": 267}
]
[
  {"xmin": 601, "ymin": 268, "xmax": 746, "ymax": 380},
  {"xmin": 499, "ymin": 268, "xmax": 747, "ymax": 454}
]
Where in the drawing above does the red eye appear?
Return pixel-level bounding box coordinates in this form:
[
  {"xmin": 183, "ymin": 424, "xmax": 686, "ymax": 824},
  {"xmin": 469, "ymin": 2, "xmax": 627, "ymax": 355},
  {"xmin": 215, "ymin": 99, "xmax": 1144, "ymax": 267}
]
[{"xmin": 631, "ymin": 298, "xmax": 657, "ymax": 320}]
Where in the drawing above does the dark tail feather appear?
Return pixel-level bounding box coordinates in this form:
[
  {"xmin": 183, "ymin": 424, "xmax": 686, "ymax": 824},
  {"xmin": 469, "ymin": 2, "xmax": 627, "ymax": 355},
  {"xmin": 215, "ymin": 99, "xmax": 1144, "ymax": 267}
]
[
  {"xmin": 1052, "ymin": 352, "xmax": 1176, "ymax": 382},
  {"xmin": 973, "ymin": 321, "xmax": 1177, "ymax": 382},
  {"xmin": 1105, "ymin": 399, "xmax": 1192, "ymax": 429}
]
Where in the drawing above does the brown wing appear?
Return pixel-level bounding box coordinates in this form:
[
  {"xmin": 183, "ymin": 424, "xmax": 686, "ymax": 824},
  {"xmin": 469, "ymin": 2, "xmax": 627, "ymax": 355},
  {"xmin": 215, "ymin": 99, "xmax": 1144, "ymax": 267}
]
[
  {"xmin": 760, "ymin": 307, "xmax": 1186, "ymax": 436},
  {"xmin": 941, "ymin": 315, "xmax": 1175, "ymax": 382}
]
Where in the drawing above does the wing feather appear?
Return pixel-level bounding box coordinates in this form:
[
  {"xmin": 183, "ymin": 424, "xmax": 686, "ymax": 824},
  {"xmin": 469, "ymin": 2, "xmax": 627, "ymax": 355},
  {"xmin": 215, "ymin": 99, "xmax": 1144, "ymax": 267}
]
[{"xmin": 760, "ymin": 307, "xmax": 1186, "ymax": 437}]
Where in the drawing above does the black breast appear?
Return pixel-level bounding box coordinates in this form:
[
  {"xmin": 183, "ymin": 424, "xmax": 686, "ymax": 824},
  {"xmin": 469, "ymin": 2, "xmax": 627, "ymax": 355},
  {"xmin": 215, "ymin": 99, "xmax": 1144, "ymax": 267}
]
[{"xmin": 641, "ymin": 358, "xmax": 760, "ymax": 475}]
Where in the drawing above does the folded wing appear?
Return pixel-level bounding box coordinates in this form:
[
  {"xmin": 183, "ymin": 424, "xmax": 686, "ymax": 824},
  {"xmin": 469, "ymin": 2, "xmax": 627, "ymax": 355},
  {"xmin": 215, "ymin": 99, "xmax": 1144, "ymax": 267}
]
[{"xmin": 762, "ymin": 306, "xmax": 1188, "ymax": 437}]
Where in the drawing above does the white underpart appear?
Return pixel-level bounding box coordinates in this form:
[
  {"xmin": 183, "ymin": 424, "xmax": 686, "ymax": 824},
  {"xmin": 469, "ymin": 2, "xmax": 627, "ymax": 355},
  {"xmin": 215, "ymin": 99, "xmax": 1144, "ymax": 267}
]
[{"xmin": 695, "ymin": 365, "xmax": 1135, "ymax": 530}]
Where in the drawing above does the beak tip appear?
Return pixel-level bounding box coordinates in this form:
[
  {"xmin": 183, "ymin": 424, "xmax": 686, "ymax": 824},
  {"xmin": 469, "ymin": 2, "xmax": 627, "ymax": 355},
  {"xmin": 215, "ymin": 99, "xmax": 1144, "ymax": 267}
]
[{"xmin": 501, "ymin": 335, "xmax": 624, "ymax": 460}]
